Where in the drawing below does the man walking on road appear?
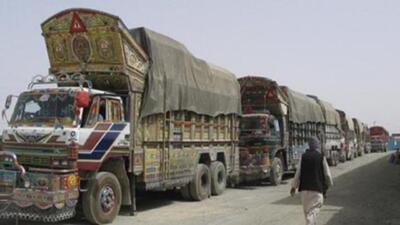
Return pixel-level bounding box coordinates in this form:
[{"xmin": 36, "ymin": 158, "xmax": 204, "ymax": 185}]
[{"xmin": 290, "ymin": 136, "xmax": 333, "ymax": 225}]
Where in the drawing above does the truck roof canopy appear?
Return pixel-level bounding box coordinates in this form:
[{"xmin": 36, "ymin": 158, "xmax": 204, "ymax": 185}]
[
  {"xmin": 129, "ymin": 27, "xmax": 241, "ymax": 117},
  {"xmin": 281, "ymin": 87, "xmax": 324, "ymax": 123},
  {"xmin": 308, "ymin": 95, "xmax": 341, "ymax": 127},
  {"xmin": 370, "ymin": 126, "xmax": 389, "ymax": 136},
  {"xmin": 347, "ymin": 117, "xmax": 355, "ymax": 131}
]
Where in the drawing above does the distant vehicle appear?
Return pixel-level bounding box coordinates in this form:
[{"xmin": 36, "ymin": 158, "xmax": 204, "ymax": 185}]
[
  {"xmin": 369, "ymin": 126, "xmax": 389, "ymax": 152},
  {"xmin": 353, "ymin": 118, "xmax": 364, "ymax": 157},
  {"xmin": 388, "ymin": 133, "xmax": 400, "ymax": 150},
  {"xmin": 308, "ymin": 95, "xmax": 342, "ymax": 166},
  {"xmin": 362, "ymin": 123, "xmax": 371, "ymax": 153},
  {"xmin": 336, "ymin": 110, "xmax": 357, "ymax": 161},
  {"xmin": 238, "ymin": 77, "xmax": 292, "ymax": 185},
  {"xmin": 239, "ymin": 113, "xmax": 281, "ymax": 183},
  {"xmin": 238, "ymin": 76, "xmax": 341, "ymax": 185}
]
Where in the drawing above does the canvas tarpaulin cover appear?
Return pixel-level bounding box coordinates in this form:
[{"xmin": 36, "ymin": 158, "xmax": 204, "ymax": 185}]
[
  {"xmin": 347, "ymin": 117, "xmax": 355, "ymax": 131},
  {"xmin": 318, "ymin": 100, "xmax": 341, "ymax": 126},
  {"xmin": 129, "ymin": 27, "xmax": 241, "ymax": 118},
  {"xmin": 308, "ymin": 96, "xmax": 341, "ymax": 127},
  {"xmin": 282, "ymin": 87, "xmax": 324, "ymax": 123}
]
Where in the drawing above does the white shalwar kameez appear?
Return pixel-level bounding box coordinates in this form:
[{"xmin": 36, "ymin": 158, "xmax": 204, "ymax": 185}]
[{"xmin": 291, "ymin": 156, "xmax": 333, "ymax": 225}]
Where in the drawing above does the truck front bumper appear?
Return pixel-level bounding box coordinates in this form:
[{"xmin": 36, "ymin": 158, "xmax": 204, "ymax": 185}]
[
  {"xmin": 0, "ymin": 151, "xmax": 79, "ymax": 222},
  {"xmin": 0, "ymin": 178, "xmax": 79, "ymax": 222},
  {"xmin": 239, "ymin": 165, "xmax": 270, "ymax": 183}
]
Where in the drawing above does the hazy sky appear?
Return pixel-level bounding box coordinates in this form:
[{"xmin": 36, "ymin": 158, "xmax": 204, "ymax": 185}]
[{"xmin": 0, "ymin": 0, "xmax": 399, "ymax": 133}]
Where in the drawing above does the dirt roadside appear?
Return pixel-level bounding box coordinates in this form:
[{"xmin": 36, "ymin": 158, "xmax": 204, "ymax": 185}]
[{"xmin": 1, "ymin": 152, "xmax": 396, "ymax": 225}]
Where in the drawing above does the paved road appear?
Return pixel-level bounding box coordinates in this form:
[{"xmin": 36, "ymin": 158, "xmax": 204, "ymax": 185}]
[{"xmin": 2, "ymin": 152, "xmax": 399, "ymax": 225}]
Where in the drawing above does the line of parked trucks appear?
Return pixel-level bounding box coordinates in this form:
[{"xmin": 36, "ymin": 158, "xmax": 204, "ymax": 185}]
[{"xmin": 0, "ymin": 8, "xmax": 390, "ymax": 224}]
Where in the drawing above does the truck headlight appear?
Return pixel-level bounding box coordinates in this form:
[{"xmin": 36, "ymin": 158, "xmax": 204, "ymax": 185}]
[
  {"xmin": 61, "ymin": 160, "xmax": 68, "ymax": 166},
  {"xmin": 24, "ymin": 180, "xmax": 30, "ymax": 188},
  {"xmin": 52, "ymin": 160, "xmax": 60, "ymax": 166}
]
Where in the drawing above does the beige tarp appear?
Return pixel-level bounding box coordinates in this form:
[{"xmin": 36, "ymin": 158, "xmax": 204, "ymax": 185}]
[
  {"xmin": 281, "ymin": 87, "xmax": 324, "ymax": 123},
  {"xmin": 347, "ymin": 117, "xmax": 355, "ymax": 131},
  {"xmin": 129, "ymin": 27, "xmax": 241, "ymax": 118},
  {"xmin": 308, "ymin": 96, "xmax": 341, "ymax": 127}
]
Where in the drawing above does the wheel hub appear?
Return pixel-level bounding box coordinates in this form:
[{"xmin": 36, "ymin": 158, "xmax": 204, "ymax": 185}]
[
  {"xmin": 275, "ymin": 163, "xmax": 282, "ymax": 177},
  {"xmin": 99, "ymin": 185, "xmax": 115, "ymax": 213}
]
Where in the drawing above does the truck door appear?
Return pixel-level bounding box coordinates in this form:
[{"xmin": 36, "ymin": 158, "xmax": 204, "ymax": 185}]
[{"xmin": 79, "ymin": 96, "xmax": 125, "ymax": 167}]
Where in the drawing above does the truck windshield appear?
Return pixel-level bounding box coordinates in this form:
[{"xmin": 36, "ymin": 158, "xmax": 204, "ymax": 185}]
[
  {"xmin": 11, "ymin": 91, "xmax": 75, "ymax": 127},
  {"xmin": 240, "ymin": 117, "xmax": 266, "ymax": 130}
]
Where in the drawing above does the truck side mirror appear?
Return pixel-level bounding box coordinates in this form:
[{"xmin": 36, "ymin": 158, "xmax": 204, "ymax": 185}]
[{"xmin": 5, "ymin": 95, "xmax": 12, "ymax": 109}]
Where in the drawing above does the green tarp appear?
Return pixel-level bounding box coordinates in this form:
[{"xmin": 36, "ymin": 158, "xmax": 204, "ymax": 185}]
[
  {"xmin": 129, "ymin": 27, "xmax": 241, "ymax": 118},
  {"xmin": 282, "ymin": 87, "xmax": 325, "ymax": 123},
  {"xmin": 308, "ymin": 95, "xmax": 341, "ymax": 127}
]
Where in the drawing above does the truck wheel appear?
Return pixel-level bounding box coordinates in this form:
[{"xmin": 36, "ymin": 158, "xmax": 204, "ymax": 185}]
[
  {"xmin": 190, "ymin": 164, "xmax": 211, "ymax": 201},
  {"xmin": 339, "ymin": 153, "xmax": 346, "ymax": 163},
  {"xmin": 347, "ymin": 151, "xmax": 353, "ymax": 161},
  {"xmin": 334, "ymin": 154, "xmax": 339, "ymax": 166},
  {"xmin": 180, "ymin": 184, "xmax": 192, "ymax": 201},
  {"xmin": 336, "ymin": 153, "xmax": 340, "ymax": 165},
  {"xmin": 327, "ymin": 157, "xmax": 334, "ymax": 166},
  {"xmin": 210, "ymin": 161, "xmax": 226, "ymax": 196},
  {"xmin": 83, "ymin": 172, "xmax": 122, "ymax": 225},
  {"xmin": 270, "ymin": 157, "xmax": 283, "ymax": 186},
  {"xmin": 328, "ymin": 156, "xmax": 336, "ymax": 166}
]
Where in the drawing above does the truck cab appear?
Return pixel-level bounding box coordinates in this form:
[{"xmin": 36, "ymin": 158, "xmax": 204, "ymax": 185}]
[
  {"xmin": 0, "ymin": 77, "xmax": 130, "ymax": 222},
  {"xmin": 239, "ymin": 113, "xmax": 281, "ymax": 183},
  {"xmin": 239, "ymin": 114, "xmax": 281, "ymax": 147},
  {"xmin": 370, "ymin": 126, "xmax": 389, "ymax": 152}
]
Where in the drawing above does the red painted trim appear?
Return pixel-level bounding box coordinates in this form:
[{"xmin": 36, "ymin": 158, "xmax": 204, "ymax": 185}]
[
  {"xmin": 80, "ymin": 132, "xmax": 104, "ymax": 151},
  {"xmin": 77, "ymin": 161, "xmax": 99, "ymax": 171}
]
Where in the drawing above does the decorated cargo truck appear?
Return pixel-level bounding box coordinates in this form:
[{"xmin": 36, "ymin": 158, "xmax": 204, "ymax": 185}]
[
  {"xmin": 0, "ymin": 8, "xmax": 241, "ymax": 224},
  {"xmin": 352, "ymin": 118, "xmax": 364, "ymax": 157},
  {"xmin": 369, "ymin": 126, "xmax": 389, "ymax": 152},
  {"xmin": 237, "ymin": 76, "xmax": 328, "ymax": 185},
  {"xmin": 307, "ymin": 95, "xmax": 342, "ymax": 166},
  {"xmin": 362, "ymin": 123, "xmax": 371, "ymax": 154},
  {"xmin": 336, "ymin": 110, "xmax": 357, "ymax": 161},
  {"xmin": 238, "ymin": 77, "xmax": 288, "ymax": 184}
]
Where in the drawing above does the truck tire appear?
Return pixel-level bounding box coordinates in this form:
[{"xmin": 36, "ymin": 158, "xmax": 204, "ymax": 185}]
[
  {"xmin": 328, "ymin": 155, "xmax": 336, "ymax": 166},
  {"xmin": 339, "ymin": 153, "xmax": 346, "ymax": 163},
  {"xmin": 210, "ymin": 161, "xmax": 226, "ymax": 196},
  {"xmin": 180, "ymin": 184, "xmax": 192, "ymax": 201},
  {"xmin": 327, "ymin": 157, "xmax": 334, "ymax": 166},
  {"xmin": 333, "ymin": 154, "xmax": 339, "ymax": 166},
  {"xmin": 270, "ymin": 157, "xmax": 283, "ymax": 186},
  {"xmin": 190, "ymin": 164, "xmax": 211, "ymax": 201},
  {"xmin": 348, "ymin": 151, "xmax": 354, "ymax": 161},
  {"xmin": 83, "ymin": 172, "xmax": 122, "ymax": 225}
]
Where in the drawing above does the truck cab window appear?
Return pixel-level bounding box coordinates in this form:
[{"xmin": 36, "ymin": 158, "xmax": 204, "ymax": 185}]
[
  {"xmin": 98, "ymin": 99, "xmax": 106, "ymax": 122},
  {"xmin": 84, "ymin": 96, "xmax": 100, "ymax": 127},
  {"xmin": 108, "ymin": 99, "xmax": 123, "ymax": 122},
  {"xmin": 84, "ymin": 96, "xmax": 108, "ymax": 127}
]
